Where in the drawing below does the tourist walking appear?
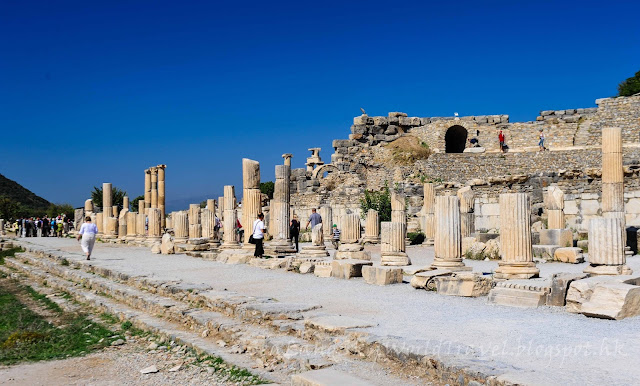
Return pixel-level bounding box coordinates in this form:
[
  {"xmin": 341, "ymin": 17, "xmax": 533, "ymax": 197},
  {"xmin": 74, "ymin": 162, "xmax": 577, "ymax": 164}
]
[
  {"xmin": 236, "ymin": 218, "xmax": 244, "ymax": 243},
  {"xmin": 305, "ymin": 208, "xmax": 322, "ymax": 231},
  {"xmin": 290, "ymin": 216, "xmax": 300, "ymax": 252},
  {"xmin": 538, "ymin": 129, "xmax": 546, "ymax": 151},
  {"xmin": 331, "ymin": 224, "xmax": 341, "ymax": 249},
  {"xmin": 77, "ymin": 216, "xmax": 98, "ymax": 260},
  {"xmin": 251, "ymin": 213, "xmax": 266, "ymax": 258},
  {"xmin": 498, "ymin": 130, "xmax": 507, "ymax": 153}
]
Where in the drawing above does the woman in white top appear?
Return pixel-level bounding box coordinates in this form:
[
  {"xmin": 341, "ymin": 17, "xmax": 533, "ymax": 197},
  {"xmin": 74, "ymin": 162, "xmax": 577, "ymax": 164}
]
[
  {"xmin": 252, "ymin": 213, "xmax": 266, "ymax": 258},
  {"xmin": 77, "ymin": 216, "xmax": 98, "ymax": 260}
]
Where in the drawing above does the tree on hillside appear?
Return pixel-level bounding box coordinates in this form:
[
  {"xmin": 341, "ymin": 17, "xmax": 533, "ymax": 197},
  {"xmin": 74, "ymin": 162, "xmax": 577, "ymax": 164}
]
[
  {"xmin": 260, "ymin": 181, "xmax": 274, "ymax": 199},
  {"xmin": 46, "ymin": 203, "xmax": 74, "ymax": 219},
  {"xmin": 359, "ymin": 182, "xmax": 392, "ymax": 222},
  {"xmin": 0, "ymin": 196, "xmax": 19, "ymax": 220},
  {"xmin": 618, "ymin": 70, "xmax": 640, "ymax": 97},
  {"xmin": 130, "ymin": 195, "xmax": 144, "ymax": 212},
  {"xmin": 91, "ymin": 186, "xmax": 127, "ymax": 212}
]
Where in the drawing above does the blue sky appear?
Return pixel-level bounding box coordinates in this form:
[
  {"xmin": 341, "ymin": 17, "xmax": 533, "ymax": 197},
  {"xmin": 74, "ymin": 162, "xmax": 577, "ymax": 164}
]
[{"xmin": 1, "ymin": 0, "xmax": 639, "ymax": 210}]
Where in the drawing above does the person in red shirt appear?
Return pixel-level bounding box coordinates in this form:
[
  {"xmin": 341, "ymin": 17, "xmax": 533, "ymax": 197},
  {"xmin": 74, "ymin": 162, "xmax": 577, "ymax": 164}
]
[{"xmin": 498, "ymin": 130, "xmax": 506, "ymax": 153}]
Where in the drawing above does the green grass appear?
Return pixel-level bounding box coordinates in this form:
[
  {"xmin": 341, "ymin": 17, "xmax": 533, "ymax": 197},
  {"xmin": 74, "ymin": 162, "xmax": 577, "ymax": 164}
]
[
  {"xmin": 0, "ymin": 281, "xmax": 120, "ymax": 365},
  {"xmin": 195, "ymin": 354, "xmax": 269, "ymax": 385},
  {"xmin": 0, "ymin": 247, "xmax": 24, "ymax": 265}
]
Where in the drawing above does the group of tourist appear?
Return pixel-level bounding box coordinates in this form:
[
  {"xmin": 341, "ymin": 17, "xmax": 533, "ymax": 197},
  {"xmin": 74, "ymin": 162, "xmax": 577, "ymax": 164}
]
[
  {"xmin": 14, "ymin": 216, "xmax": 72, "ymax": 238},
  {"xmin": 492, "ymin": 129, "xmax": 547, "ymax": 153}
]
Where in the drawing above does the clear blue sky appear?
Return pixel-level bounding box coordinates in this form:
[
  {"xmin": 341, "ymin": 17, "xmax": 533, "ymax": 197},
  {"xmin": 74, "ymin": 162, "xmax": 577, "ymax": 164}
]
[{"xmin": 1, "ymin": 0, "xmax": 638, "ymax": 210}]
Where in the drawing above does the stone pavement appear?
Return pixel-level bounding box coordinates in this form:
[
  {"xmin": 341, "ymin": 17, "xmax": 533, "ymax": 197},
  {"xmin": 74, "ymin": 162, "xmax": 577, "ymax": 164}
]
[{"xmin": 17, "ymin": 237, "xmax": 640, "ymax": 385}]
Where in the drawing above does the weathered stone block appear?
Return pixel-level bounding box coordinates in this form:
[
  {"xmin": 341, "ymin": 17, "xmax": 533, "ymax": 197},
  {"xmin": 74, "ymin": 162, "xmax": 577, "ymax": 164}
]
[
  {"xmin": 410, "ymin": 269, "xmax": 452, "ymax": 289},
  {"xmin": 435, "ymin": 273, "xmax": 492, "ymax": 297},
  {"xmin": 554, "ymin": 247, "xmax": 584, "ymax": 263},
  {"xmin": 487, "ymin": 287, "xmax": 548, "ymax": 308},
  {"xmin": 533, "ymin": 244, "xmax": 559, "ymax": 260},
  {"xmin": 539, "ymin": 229, "xmax": 573, "ymax": 247},
  {"xmin": 362, "ymin": 266, "xmax": 403, "ymax": 286},
  {"xmin": 314, "ymin": 262, "xmax": 332, "ymax": 278},
  {"xmin": 331, "ymin": 259, "xmax": 373, "ymax": 279},
  {"xmin": 547, "ymin": 273, "xmax": 588, "ymax": 306},
  {"xmin": 580, "ymin": 283, "xmax": 640, "ymax": 320}
]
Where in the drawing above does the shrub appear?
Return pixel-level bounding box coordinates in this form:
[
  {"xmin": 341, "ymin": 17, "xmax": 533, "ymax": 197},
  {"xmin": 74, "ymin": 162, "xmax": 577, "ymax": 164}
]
[{"xmin": 407, "ymin": 232, "xmax": 425, "ymax": 245}]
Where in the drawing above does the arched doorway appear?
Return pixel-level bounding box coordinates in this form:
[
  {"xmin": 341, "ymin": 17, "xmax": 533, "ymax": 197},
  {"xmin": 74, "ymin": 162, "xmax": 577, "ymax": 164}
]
[{"xmin": 445, "ymin": 125, "xmax": 468, "ymax": 153}]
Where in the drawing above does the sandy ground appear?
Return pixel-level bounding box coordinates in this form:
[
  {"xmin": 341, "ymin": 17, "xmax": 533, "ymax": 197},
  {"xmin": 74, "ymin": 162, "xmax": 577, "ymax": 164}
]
[{"xmin": 11, "ymin": 237, "xmax": 640, "ymax": 385}]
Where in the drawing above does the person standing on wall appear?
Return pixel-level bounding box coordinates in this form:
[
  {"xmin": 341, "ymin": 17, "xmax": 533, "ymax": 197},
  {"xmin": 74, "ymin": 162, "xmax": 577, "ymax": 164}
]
[
  {"xmin": 251, "ymin": 213, "xmax": 266, "ymax": 258},
  {"xmin": 498, "ymin": 129, "xmax": 507, "ymax": 153},
  {"xmin": 538, "ymin": 129, "xmax": 546, "ymax": 151}
]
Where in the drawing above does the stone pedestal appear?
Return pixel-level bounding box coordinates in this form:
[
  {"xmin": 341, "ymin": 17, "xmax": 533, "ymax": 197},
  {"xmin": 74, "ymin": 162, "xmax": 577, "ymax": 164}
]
[
  {"xmin": 335, "ymin": 214, "xmax": 370, "ymax": 260},
  {"xmin": 173, "ymin": 211, "xmax": 189, "ymax": 243},
  {"xmin": 147, "ymin": 208, "xmax": 162, "ymax": 241},
  {"xmin": 494, "ymin": 193, "xmax": 539, "ymax": 279},
  {"xmin": 584, "ymin": 217, "xmax": 632, "ymax": 275},
  {"xmin": 546, "ymin": 186, "xmax": 565, "ymax": 229},
  {"xmin": 362, "ymin": 209, "xmax": 380, "ymax": 243},
  {"xmin": 381, "ymin": 222, "xmax": 410, "ymax": 266},
  {"xmin": 457, "ymin": 186, "xmax": 475, "ymax": 238},
  {"xmin": 298, "ymin": 223, "xmax": 329, "ymax": 258},
  {"xmin": 422, "ymin": 183, "xmax": 435, "ymax": 245}
]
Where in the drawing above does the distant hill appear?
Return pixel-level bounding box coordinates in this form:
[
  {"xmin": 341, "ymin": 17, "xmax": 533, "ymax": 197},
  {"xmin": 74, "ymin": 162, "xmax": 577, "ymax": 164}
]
[{"xmin": 0, "ymin": 173, "xmax": 51, "ymax": 212}]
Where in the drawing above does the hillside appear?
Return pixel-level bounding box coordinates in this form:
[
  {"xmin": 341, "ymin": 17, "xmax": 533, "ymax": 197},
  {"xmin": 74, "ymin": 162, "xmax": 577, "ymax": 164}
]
[{"xmin": 0, "ymin": 173, "xmax": 51, "ymax": 213}]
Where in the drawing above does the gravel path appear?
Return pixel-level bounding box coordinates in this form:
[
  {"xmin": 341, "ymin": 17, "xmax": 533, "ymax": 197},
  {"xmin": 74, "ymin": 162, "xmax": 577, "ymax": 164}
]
[{"xmin": 17, "ymin": 237, "xmax": 640, "ymax": 385}]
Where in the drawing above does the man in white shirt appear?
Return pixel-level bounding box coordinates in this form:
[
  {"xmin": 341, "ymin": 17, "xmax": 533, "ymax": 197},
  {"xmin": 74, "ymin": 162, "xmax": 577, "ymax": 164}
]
[{"xmin": 252, "ymin": 213, "xmax": 266, "ymax": 258}]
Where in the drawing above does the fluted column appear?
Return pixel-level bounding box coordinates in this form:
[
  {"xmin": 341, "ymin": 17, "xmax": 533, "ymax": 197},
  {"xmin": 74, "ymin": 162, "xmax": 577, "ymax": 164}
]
[
  {"xmin": 457, "ymin": 186, "xmax": 475, "ymax": 237},
  {"xmin": 320, "ymin": 206, "xmax": 333, "ymax": 238},
  {"xmin": 148, "ymin": 208, "xmax": 162, "ymax": 241},
  {"xmin": 363, "ymin": 209, "xmax": 380, "ymax": 243},
  {"xmin": 102, "ymin": 182, "xmax": 112, "ymax": 232},
  {"xmin": 391, "ymin": 192, "xmax": 406, "ymax": 224},
  {"xmin": 584, "ymin": 217, "xmax": 632, "ymax": 275},
  {"xmin": 221, "ymin": 185, "xmax": 239, "ymax": 248},
  {"xmin": 157, "ymin": 165, "xmax": 166, "ymax": 226},
  {"xmin": 188, "ymin": 204, "xmax": 202, "ymax": 239},
  {"xmin": 431, "ymin": 195, "xmax": 469, "ymax": 271},
  {"xmin": 173, "ymin": 211, "xmax": 189, "ymax": 242},
  {"xmin": 422, "ymin": 183, "xmax": 436, "ymax": 245},
  {"xmin": 335, "ymin": 213, "xmax": 369, "ymax": 260},
  {"xmin": 494, "ymin": 193, "xmax": 539, "ymax": 279},
  {"xmin": 269, "ymin": 164, "xmax": 296, "ymax": 253},
  {"xmin": 381, "ymin": 222, "xmax": 410, "ymax": 266},
  {"xmin": 144, "ymin": 169, "xmax": 151, "ymax": 211},
  {"xmin": 546, "ymin": 186, "xmax": 565, "ymax": 229},
  {"xmin": 150, "ymin": 167, "xmax": 158, "ymax": 209},
  {"xmin": 202, "ymin": 208, "xmax": 215, "ymax": 240}
]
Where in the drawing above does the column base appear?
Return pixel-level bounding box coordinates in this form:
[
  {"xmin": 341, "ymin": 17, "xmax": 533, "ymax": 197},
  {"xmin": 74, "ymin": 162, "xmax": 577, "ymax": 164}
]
[
  {"xmin": 335, "ymin": 243, "xmax": 370, "ymax": 260},
  {"xmin": 430, "ymin": 258, "xmax": 472, "ymax": 272},
  {"xmin": 381, "ymin": 252, "xmax": 411, "ymax": 266},
  {"xmin": 583, "ymin": 264, "xmax": 633, "ymax": 276},
  {"xmin": 219, "ymin": 241, "xmax": 240, "ymax": 250},
  {"xmin": 174, "ymin": 237, "xmax": 188, "ymax": 244},
  {"xmin": 297, "ymin": 245, "xmax": 330, "ymax": 258},
  {"xmin": 494, "ymin": 262, "xmax": 539, "ymax": 279},
  {"xmin": 266, "ymin": 238, "xmax": 297, "ymax": 255},
  {"xmin": 362, "ymin": 236, "xmax": 380, "ymax": 244},
  {"xmin": 422, "ymin": 238, "xmax": 434, "ymax": 246}
]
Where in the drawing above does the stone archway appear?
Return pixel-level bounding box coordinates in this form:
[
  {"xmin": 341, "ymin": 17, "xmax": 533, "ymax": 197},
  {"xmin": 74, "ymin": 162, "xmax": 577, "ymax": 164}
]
[
  {"xmin": 312, "ymin": 164, "xmax": 340, "ymax": 179},
  {"xmin": 445, "ymin": 125, "xmax": 468, "ymax": 153}
]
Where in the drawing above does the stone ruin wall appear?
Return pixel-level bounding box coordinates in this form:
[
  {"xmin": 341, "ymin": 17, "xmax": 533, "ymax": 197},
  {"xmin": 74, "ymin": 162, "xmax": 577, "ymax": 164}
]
[{"xmin": 290, "ymin": 94, "xmax": 640, "ymax": 231}]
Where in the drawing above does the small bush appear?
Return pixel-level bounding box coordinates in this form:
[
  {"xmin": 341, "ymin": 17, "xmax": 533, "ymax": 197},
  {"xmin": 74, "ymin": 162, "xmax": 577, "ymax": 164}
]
[
  {"xmin": 386, "ymin": 136, "xmax": 431, "ymax": 165},
  {"xmin": 407, "ymin": 232, "xmax": 425, "ymax": 245}
]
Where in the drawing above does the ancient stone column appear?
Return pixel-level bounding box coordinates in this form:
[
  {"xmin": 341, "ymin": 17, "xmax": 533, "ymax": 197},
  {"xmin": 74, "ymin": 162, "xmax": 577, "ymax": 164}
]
[
  {"xmin": 363, "ymin": 209, "xmax": 380, "ymax": 243},
  {"xmin": 269, "ymin": 164, "xmax": 296, "ymax": 254},
  {"xmin": 173, "ymin": 211, "xmax": 189, "ymax": 243},
  {"xmin": 335, "ymin": 213, "xmax": 369, "ymax": 260},
  {"xmin": 188, "ymin": 204, "xmax": 202, "ymax": 239},
  {"xmin": 123, "ymin": 196, "xmax": 129, "ymax": 211},
  {"xmin": 126, "ymin": 212, "xmax": 137, "ymax": 239},
  {"xmin": 202, "ymin": 208, "xmax": 216, "ymax": 240},
  {"xmin": 84, "ymin": 199, "xmax": 94, "ymax": 213},
  {"xmin": 431, "ymin": 196, "xmax": 470, "ymax": 271},
  {"xmin": 584, "ymin": 217, "xmax": 633, "ymax": 275},
  {"xmin": 381, "ymin": 222, "xmax": 410, "ymax": 266},
  {"xmin": 601, "ymin": 127, "xmax": 625, "ymax": 221},
  {"xmin": 135, "ymin": 212, "xmax": 146, "ymax": 240},
  {"xmin": 546, "ymin": 186, "xmax": 565, "ymax": 229},
  {"xmin": 422, "ymin": 183, "xmax": 436, "ymax": 245},
  {"xmin": 282, "ymin": 153, "xmax": 292, "ymax": 167},
  {"xmin": 138, "ymin": 199, "xmax": 146, "ymax": 215},
  {"xmin": 96, "ymin": 212, "xmax": 104, "ymax": 235},
  {"xmin": 102, "ymin": 182, "xmax": 112, "ymax": 231},
  {"xmin": 150, "ymin": 167, "xmax": 158, "ymax": 209},
  {"xmin": 457, "ymin": 186, "xmax": 475, "ymax": 237},
  {"xmin": 206, "ymin": 199, "xmax": 216, "ymax": 212},
  {"xmin": 0, "ymin": 219, "xmax": 5, "ymax": 236},
  {"xmin": 118, "ymin": 204, "xmax": 128, "ymax": 238},
  {"xmin": 106, "ymin": 217, "xmax": 118, "ymax": 237},
  {"xmin": 144, "ymin": 169, "xmax": 151, "ymax": 210},
  {"xmin": 147, "ymin": 208, "xmax": 162, "ymax": 241},
  {"xmin": 157, "ymin": 165, "xmax": 166, "ymax": 225},
  {"xmin": 112, "ymin": 206, "xmax": 119, "ymax": 218},
  {"xmin": 320, "ymin": 206, "xmax": 333, "ymax": 238},
  {"xmin": 298, "ymin": 223, "xmax": 329, "ymax": 257},
  {"xmin": 391, "ymin": 192, "xmax": 406, "ymax": 224},
  {"xmin": 221, "ymin": 185, "xmax": 239, "ymax": 248},
  {"xmin": 494, "ymin": 193, "xmax": 539, "ymax": 279}
]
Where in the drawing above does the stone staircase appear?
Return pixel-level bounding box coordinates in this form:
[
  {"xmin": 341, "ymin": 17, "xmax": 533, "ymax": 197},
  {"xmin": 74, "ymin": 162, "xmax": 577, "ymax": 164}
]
[{"xmin": 1, "ymin": 242, "xmax": 509, "ymax": 385}]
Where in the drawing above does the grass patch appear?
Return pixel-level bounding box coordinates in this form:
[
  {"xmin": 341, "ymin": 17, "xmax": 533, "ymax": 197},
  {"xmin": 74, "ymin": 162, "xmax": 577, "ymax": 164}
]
[
  {"xmin": 0, "ymin": 247, "xmax": 24, "ymax": 265},
  {"xmin": 196, "ymin": 354, "xmax": 268, "ymax": 385},
  {"xmin": 0, "ymin": 281, "xmax": 119, "ymax": 365},
  {"xmin": 386, "ymin": 136, "xmax": 431, "ymax": 165}
]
